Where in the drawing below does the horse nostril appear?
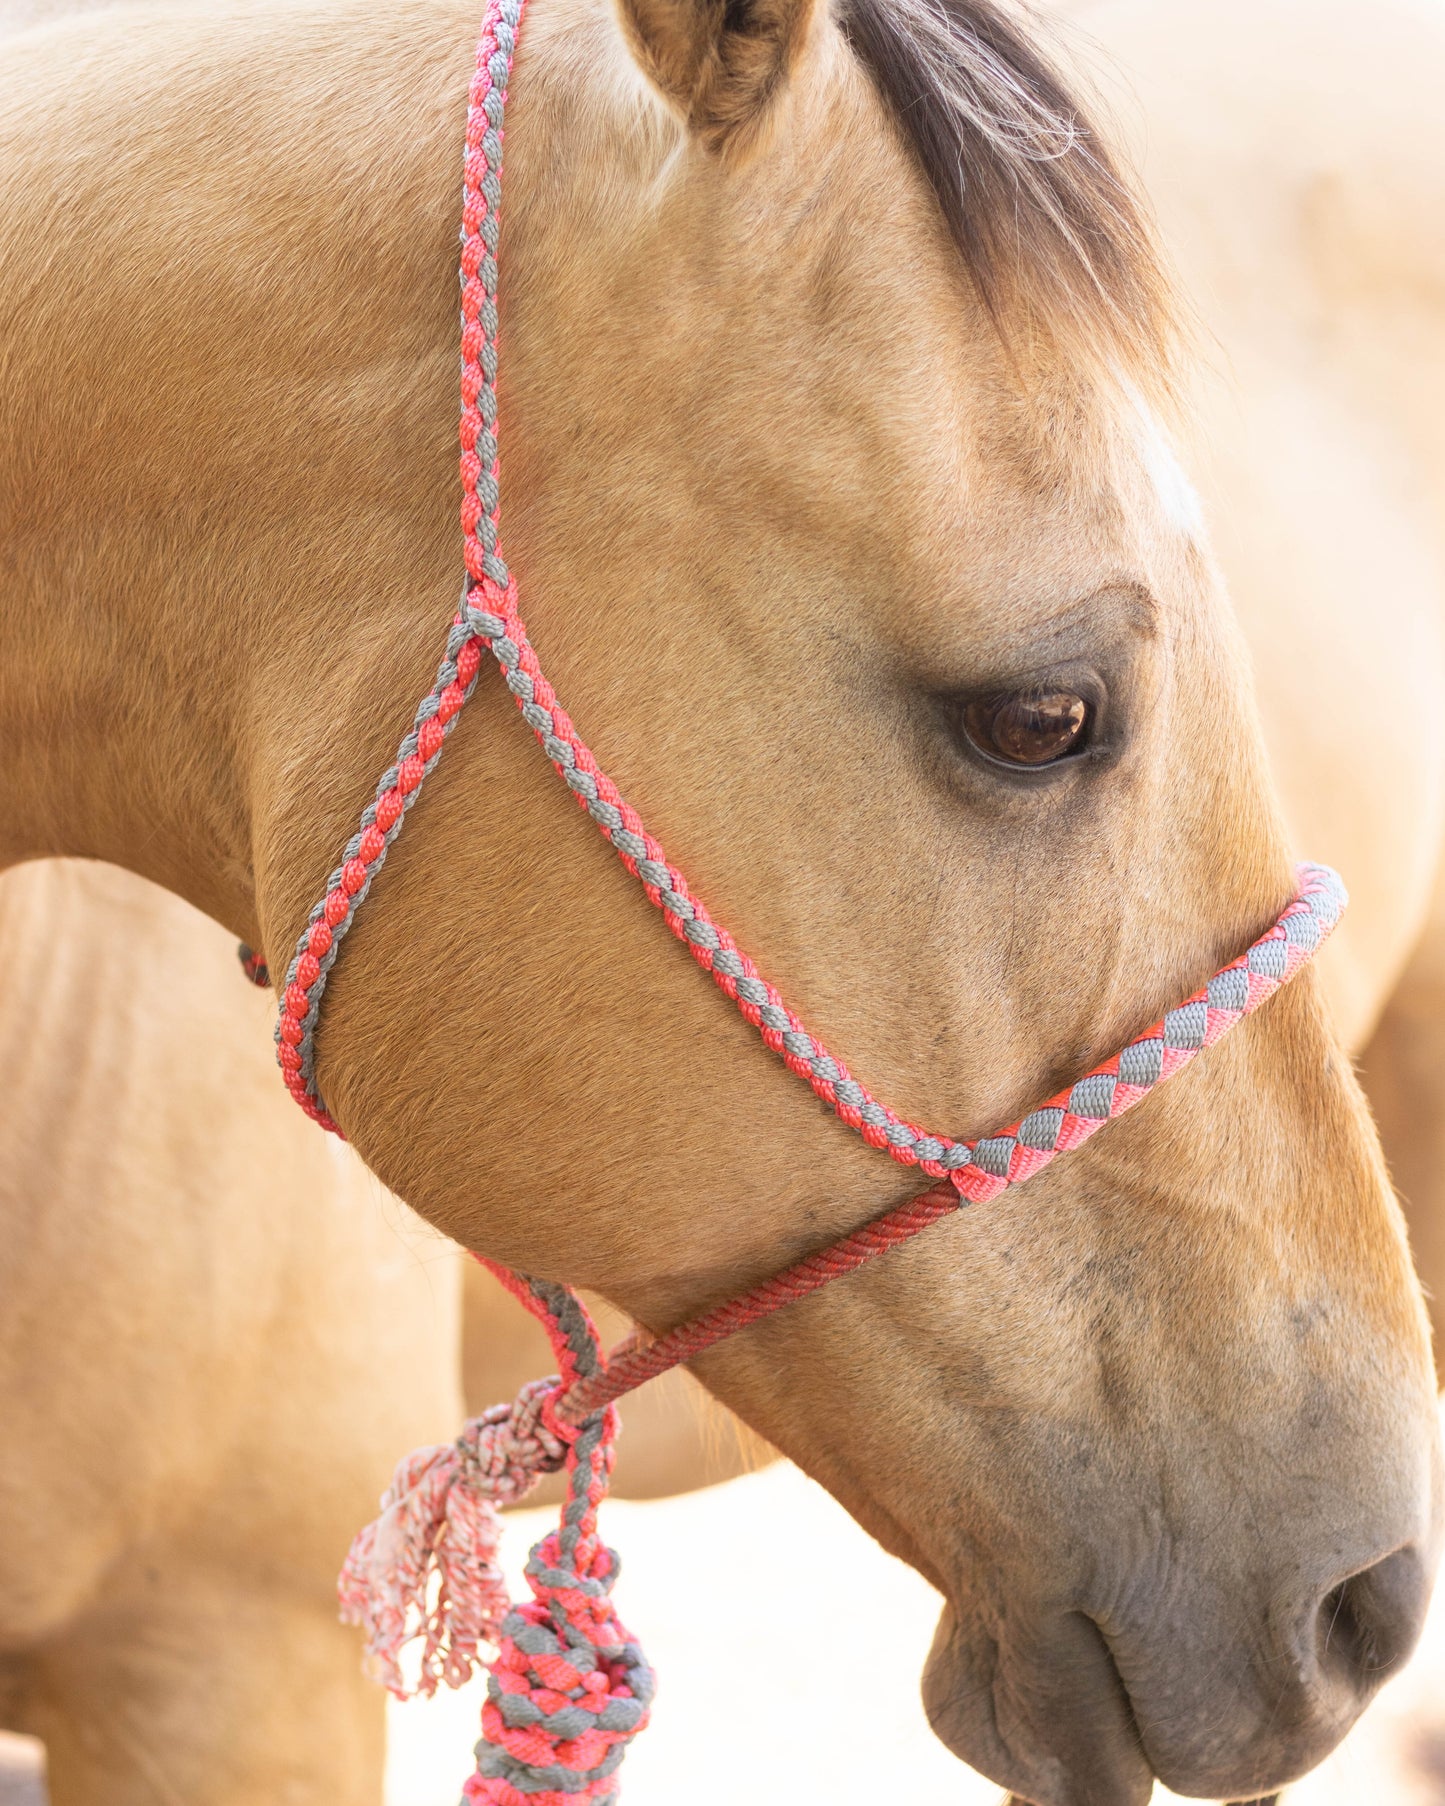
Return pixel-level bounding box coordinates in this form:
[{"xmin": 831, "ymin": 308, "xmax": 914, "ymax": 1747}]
[{"xmin": 1316, "ymin": 1545, "xmax": 1430, "ymax": 1692}]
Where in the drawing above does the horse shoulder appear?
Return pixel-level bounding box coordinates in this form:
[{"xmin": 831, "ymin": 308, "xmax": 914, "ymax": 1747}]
[{"xmin": 0, "ymin": 861, "xmax": 463, "ymax": 1643}]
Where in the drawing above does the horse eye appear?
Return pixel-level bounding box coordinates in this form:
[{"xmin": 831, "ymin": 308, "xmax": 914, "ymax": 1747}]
[{"xmin": 962, "ymin": 688, "xmax": 1092, "ymax": 768}]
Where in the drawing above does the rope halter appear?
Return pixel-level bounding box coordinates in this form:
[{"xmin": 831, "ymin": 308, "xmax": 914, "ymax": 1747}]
[{"xmin": 256, "ymin": 2, "xmax": 1350, "ymax": 1799}]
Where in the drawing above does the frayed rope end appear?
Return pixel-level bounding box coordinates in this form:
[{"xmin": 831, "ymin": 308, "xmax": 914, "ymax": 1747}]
[{"xmin": 338, "ymin": 1378, "xmax": 570, "ymax": 1699}]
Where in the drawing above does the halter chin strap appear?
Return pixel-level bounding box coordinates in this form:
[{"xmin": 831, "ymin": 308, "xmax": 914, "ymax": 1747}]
[{"xmin": 262, "ymin": 1, "xmax": 1347, "ymax": 1798}]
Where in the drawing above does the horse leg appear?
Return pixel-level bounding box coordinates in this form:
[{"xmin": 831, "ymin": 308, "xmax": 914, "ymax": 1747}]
[
  {"xmin": 1359, "ymin": 894, "xmax": 1445, "ymax": 1385},
  {"xmin": 13, "ymin": 1565, "xmax": 382, "ymax": 1806}
]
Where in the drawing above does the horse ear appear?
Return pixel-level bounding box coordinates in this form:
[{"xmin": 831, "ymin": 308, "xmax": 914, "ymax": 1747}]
[{"xmin": 616, "ymin": 0, "xmax": 819, "ymax": 155}]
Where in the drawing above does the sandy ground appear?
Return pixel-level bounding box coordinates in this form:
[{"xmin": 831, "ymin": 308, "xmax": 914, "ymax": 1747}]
[{"xmin": 5, "ymin": 1424, "xmax": 1444, "ymax": 1804}]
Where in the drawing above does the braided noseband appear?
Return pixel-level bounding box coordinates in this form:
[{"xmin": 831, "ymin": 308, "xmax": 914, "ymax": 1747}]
[{"xmin": 260, "ymin": 2, "xmax": 1348, "ymax": 1796}]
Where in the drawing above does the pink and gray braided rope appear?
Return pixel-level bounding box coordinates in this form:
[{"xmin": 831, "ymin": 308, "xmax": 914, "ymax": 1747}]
[
  {"xmin": 271, "ymin": 0, "xmax": 1347, "ymax": 1797},
  {"xmin": 463, "ymin": 1275, "xmax": 653, "ymax": 1804}
]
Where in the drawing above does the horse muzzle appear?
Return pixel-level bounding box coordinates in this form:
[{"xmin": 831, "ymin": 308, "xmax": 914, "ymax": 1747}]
[{"xmin": 922, "ymin": 1511, "xmax": 1441, "ymax": 1806}]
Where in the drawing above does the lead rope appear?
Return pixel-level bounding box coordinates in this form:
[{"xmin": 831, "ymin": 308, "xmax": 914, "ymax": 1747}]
[
  {"xmin": 337, "ymin": 1270, "xmax": 653, "ymax": 1805},
  {"xmin": 249, "ymin": 1, "xmax": 1350, "ymax": 1799}
]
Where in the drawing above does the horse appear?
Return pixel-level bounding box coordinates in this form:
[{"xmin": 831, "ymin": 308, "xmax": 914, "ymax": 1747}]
[
  {"xmin": 0, "ymin": 859, "xmax": 462, "ymax": 1804},
  {"xmin": 2, "ymin": 1, "xmax": 1443, "ymax": 1803}
]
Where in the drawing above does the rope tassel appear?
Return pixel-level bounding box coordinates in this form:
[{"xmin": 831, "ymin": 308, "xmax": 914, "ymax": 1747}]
[{"xmin": 338, "ymin": 1378, "xmax": 570, "ymax": 1697}]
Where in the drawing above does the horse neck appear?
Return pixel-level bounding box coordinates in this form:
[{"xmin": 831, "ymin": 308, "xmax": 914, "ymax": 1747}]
[
  {"xmin": 0, "ymin": 486, "xmax": 257, "ymax": 927},
  {"xmin": 0, "ymin": 0, "xmax": 672, "ymax": 951}
]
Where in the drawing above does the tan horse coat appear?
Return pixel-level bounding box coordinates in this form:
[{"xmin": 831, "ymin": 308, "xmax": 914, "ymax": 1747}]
[
  {"xmin": 1073, "ymin": 0, "xmax": 1445, "ymax": 1347},
  {"xmin": 0, "ymin": 860, "xmax": 460, "ymax": 1803}
]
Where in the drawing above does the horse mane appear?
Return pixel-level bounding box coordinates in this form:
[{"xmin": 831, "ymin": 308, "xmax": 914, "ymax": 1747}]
[{"xmin": 837, "ymin": 0, "xmax": 1176, "ymax": 389}]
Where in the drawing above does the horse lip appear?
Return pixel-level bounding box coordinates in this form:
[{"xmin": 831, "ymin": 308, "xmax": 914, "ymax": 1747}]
[
  {"xmin": 926, "ymin": 1598, "xmax": 1333, "ymax": 1806},
  {"xmin": 922, "ymin": 1599, "xmax": 1156, "ymax": 1806}
]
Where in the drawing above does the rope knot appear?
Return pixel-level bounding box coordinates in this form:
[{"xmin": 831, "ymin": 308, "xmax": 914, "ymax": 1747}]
[
  {"xmin": 455, "ymin": 1376, "xmax": 573, "ymax": 1504},
  {"xmin": 236, "ymin": 942, "xmax": 270, "ymax": 987},
  {"xmin": 466, "ymin": 1415, "xmax": 654, "ymax": 1806},
  {"xmin": 337, "ymin": 1378, "xmax": 572, "ymax": 1698}
]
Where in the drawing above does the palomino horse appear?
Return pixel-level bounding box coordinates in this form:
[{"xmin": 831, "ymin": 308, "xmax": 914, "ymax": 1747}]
[
  {"xmin": 0, "ymin": 860, "xmax": 462, "ymax": 1805},
  {"xmin": 3, "ymin": 2, "xmax": 1444, "ymax": 1805}
]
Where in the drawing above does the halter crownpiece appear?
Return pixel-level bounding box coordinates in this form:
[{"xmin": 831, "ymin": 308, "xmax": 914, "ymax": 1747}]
[{"xmin": 260, "ymin": 0, "xmax": 1349, "ymax": 1798}]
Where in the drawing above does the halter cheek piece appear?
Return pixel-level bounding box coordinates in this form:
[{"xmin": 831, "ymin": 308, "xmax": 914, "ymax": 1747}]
[{"xmin": 249, "ymin": 2, "xmax": 1347, "ymax": 1796}]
